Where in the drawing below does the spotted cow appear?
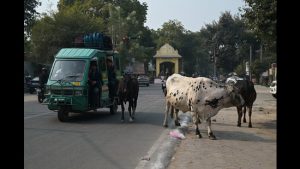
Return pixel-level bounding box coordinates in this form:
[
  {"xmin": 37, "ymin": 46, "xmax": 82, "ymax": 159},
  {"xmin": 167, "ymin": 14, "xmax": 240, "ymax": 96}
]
[{"xmin": 163, "ymin": 74, "xmax": 245, "ymax": 140}]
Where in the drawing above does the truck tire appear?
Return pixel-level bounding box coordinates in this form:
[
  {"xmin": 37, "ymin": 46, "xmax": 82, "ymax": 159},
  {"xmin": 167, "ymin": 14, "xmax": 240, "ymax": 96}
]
[
  {"xmin": 58, "ymin": 108, "xmax": 69, "ymax": 122},
  {"xmin": 38, "ymin": 94, "xmax": 44, "ymax": 103}
]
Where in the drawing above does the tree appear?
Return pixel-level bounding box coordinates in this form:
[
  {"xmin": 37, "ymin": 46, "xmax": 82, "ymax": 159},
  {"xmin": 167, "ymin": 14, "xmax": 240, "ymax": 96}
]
[
  {"xmin": 24, "ymin": 0, "xmax": 41, "ymax": 38},
  {"xmin": 31, "ymin": 4, "xmax": 105, "ymax": 63},
  {"xmin": 241, "ymin": 0, "xmax": 277, "ymax": 50},
  {"xmin": 155, "ymin": 20, "xmax": 186, "ymax": 50}
]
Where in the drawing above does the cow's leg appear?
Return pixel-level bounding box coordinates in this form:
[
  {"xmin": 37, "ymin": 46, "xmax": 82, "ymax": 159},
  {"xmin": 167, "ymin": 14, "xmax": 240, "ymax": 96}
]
[
  {"xmin": 237, "ymin": 106, "xmax": 242, "ymax": 127},
  {"xmin": 207, "ymin": 118, "xmax": 216, "ymax": 140},
  {"xmin": 128, "ymin": 99, "xmax": 133, "ymax": 122},
  {"xmin": 193, "ymin": 114, "xmax": 202, "ymax": 138},
  {"xmin": 248, "ymin": 105, "xmax": 253, "ymax": 128},
  {"xmin": 174, "ymin": 108, "xmax": 181, "ymax": 126},
  {"xmin": 132, "ymin": 97, "xmax": 137, "ymax": 119},
  {"xmin": 170, "ymin": 106, "xmax": 174, "ymax": 119},
  {"xmin": 121, "ymin": 101, "xmax": 125, "ymax": 122},
  {"xmin": 243, "ymin": 106, "xmax": 247, "ymax": 123},
  {"xmin": 163, "ymin": 101, "xmax": 171, "ymax": 127}
]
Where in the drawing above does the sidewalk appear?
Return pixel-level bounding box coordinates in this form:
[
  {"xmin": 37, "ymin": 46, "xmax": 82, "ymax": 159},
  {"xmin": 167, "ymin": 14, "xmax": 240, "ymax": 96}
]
[{"xmin": 166, "ymin": 85, "xmax": 276, "ymax": 169}]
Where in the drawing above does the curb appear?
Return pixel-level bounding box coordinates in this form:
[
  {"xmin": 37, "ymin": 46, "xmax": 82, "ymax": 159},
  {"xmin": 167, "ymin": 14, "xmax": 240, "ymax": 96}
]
[{"xmin": 135, "ymin": 113, "xmax": 191, "ymax": 169}]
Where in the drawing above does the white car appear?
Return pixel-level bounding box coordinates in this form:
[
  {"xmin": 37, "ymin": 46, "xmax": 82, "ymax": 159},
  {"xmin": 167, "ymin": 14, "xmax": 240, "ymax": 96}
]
[
  {"xmin": 137, "ymin": 75, "xmax": 150, "ymax": 86},
  {"xmin": 269, "ymin": 80, "xmax": 277, "ymax": 98}
]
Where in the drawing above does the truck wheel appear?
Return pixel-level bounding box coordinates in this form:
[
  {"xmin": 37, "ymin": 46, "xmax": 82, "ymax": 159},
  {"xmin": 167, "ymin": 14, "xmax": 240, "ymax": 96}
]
[
  {"xmin": 58, "ymin": 108, "xmax": 69, "ymax": 122},
  {"xmin": 110, "ymin": 99, "xmax": 118, "ymax": 114},
  {"xmin": 38, "ymin": 95, "xmax": 44, "ymax": 103}
]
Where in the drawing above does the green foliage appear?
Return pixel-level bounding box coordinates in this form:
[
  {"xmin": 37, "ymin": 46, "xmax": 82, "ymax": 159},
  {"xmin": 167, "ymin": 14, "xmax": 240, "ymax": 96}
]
[
  {"xmin": 155, "ymin": 20, "xmax": 186, "ymax": 49},
  {"xmin": 241, "ymin": 0, "xmax": 277, "ymax": 49},
  {"xmin": 24, "ymin": 0, "xmax": 41, "ymax": 38},
  {"xmin": 252, "ymin": 58, "xmax": 272, "ymax": 78},
  {"xmin": 234, "ymin": 62, "xmax": 246, "ymax": 76},
  {"xmin": 28, "ymin": 0, "xmax": 275, "ymax": 79},
  {"xmin": 31, "ymin": 4, "xmax": 105, "ymax": 63}
]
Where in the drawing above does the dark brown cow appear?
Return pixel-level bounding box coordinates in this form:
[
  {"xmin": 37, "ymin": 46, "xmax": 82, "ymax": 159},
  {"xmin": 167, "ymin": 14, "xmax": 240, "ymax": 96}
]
[
  {"xmin": 233, "ymin": 79, "xmax": 257, "ymax": 128},
  {"xmin": 117, "ymin": 74, "xmax": 139, "ymax": 122}
]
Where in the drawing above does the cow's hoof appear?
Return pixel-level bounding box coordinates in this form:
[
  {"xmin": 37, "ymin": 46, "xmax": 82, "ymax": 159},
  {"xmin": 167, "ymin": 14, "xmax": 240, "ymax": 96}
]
[
  {"xmin": 237, "ymin": 123, "xmax": 241, "ymax": 127},
  {"xmin": 129, "ymin": 117, "xmax": 134, "ymax": 123},
  {"xmin": 248, "ymin": 124, "xmax": 252, "ymax": 128},
  {"xmin": 175, "ymin": 122, "xmax": 181, "ymax": 126},
  {"xmin": 163, "ymin": 124, "xmax": 168, "ymax": 128},
  {"xmin": 196, "ymin": 134, "xmax": 202, "ymax": 138},
  {"xmin": 209, "ymin": 133, "xmax": 217, "ymax": 140}
]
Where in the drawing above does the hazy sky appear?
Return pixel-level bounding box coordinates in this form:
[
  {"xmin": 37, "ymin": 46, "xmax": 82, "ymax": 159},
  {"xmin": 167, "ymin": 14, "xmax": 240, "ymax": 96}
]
[{"xmin": 36, "ymin": 0, "xmax": 246, "ymax": 32}]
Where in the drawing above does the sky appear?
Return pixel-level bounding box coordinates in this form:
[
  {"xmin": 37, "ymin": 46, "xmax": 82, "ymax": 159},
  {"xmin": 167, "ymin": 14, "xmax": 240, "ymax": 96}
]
[{"xmin": 36, "ymin": 0, "xmax": 246, "ymax": 32}]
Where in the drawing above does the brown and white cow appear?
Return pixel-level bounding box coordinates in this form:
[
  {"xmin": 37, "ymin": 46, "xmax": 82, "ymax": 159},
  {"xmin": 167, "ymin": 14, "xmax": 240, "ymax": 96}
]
[{"xmin": 163, "ymin": 74, "xmax": 245, "ymax": 140}]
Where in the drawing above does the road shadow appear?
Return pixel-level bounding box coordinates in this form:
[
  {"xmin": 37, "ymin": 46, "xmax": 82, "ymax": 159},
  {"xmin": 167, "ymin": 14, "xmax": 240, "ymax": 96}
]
[
  {"xmin": 213, "ymin": 130, "xmax": 275, "ymax": 143},
  {"xmin": 62, "ymin": 110, "xmax": 165, "ymax": 127},
  {"xmin": 185, "ymin": 121, "xmax": 276, "ymax": 143},
  {"xmin": 255, "ymin": 120, "xmax": 276, "ymax": 129}
]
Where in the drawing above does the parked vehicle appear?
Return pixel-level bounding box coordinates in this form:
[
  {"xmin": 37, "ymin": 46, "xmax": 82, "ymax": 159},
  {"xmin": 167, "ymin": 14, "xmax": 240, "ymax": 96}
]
[
  {"xmin": 137, "ymin": 74, "xmax": 150, "ymax": 86},
  {"xmin": 29, "ymin": 77, "xmax": 40, "ymax": 93},
  {"xmin": 269, "ymin": 80, "xmax": 276, "ymax": 98}
]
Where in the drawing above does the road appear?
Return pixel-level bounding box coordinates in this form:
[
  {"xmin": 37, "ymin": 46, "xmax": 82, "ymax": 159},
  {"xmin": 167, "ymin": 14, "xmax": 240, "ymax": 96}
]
[
  {"xmin": 24, "ymin": 85, "xmax": 168, "ymax": 169},
  {"xmin": 25, "ymin": 84, "xmax": 276, "ymax": 169}
]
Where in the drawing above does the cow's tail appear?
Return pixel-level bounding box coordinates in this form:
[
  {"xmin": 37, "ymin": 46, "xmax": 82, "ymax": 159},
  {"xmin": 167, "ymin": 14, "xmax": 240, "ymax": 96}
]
[{"xmin": 163, "ymin": 88, "xmax": 167, "ymax": 96}]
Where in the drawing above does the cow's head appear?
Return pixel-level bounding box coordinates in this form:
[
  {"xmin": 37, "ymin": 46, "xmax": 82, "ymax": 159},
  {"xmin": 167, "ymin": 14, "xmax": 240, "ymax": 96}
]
[{"xmin": 223, "ymin": 84, "xmax": 245, "ymax": 107}]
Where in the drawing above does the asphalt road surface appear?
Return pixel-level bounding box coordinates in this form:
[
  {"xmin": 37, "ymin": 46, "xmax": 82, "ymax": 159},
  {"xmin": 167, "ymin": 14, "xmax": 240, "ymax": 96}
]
[
  {"xmin": 24, "ymin": 84, "xmax": 168, "ymax": 169},
  {"xmin": 25, "ymin": 84, "xmax": 276, "ymax": 169}
]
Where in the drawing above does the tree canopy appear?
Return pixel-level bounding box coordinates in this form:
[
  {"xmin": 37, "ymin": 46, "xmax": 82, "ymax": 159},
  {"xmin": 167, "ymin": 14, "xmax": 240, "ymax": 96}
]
[
  {"xmin": 24, "ymin": 0, "xmax": 41, "ymax": 37},
  {"xmin": 27, "ymin": 0, "xmax": 276, "ymax": 80}
]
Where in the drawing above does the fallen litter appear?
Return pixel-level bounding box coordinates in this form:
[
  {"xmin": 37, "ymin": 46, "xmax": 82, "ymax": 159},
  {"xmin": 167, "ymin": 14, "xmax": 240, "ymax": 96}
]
[
  {"xmin": 141, "ymin": 156, "xmax": 150, "ymax": 161},
  {"xmin": 169, "ymin": 129, "xmax": 185, "ymax": 139}
]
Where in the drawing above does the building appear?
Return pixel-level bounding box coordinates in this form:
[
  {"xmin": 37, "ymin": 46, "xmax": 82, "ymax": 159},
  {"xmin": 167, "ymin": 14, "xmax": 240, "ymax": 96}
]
[{"xmin": 153, "ymin": 43, "xmax": 182, "ymax": 78}]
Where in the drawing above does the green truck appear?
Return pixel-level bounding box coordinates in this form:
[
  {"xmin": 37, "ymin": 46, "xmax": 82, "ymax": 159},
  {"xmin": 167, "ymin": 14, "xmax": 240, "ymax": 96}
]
[{"xmin": 43, "ymin": 47, "xmax": 122, "ymax": 122}]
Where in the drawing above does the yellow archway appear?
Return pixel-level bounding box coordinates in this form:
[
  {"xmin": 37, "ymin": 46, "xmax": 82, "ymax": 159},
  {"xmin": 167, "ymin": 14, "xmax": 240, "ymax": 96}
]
[{"xmin": 153, "ymin": 43, "xmax": 182, "ymax": 77}]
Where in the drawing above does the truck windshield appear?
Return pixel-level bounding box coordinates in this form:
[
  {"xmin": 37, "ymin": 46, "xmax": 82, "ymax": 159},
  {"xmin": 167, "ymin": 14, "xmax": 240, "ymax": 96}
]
[{"xmin": 50, "ymin": 60, "xmax": 86, "ymax": 81}]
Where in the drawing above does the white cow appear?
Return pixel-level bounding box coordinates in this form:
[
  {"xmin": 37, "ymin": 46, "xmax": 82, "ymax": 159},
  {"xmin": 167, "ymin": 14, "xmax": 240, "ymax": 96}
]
[{"xmin": 163, "ymin": 74, "xmax": 245, "ymax": 140}]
